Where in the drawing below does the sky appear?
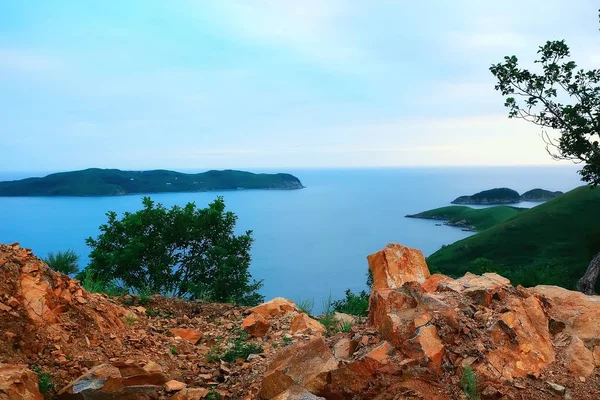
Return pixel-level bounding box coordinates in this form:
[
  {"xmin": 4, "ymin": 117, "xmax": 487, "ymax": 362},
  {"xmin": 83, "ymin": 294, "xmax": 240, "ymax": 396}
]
[{"xmin": 1, "ymin": 0, "xmax": 599, "ymax": 172}]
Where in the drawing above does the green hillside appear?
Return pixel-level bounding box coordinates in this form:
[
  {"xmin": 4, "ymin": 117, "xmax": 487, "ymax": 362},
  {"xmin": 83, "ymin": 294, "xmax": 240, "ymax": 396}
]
[
  {"xmin": 406, "ymin": 205, "xmax": 524, "ymax": 231},
  {"xmin": 427, "ymin": 186, "xmax": 600, "ymax": 289},
  {"xmin": 0, "ymin": 168, "xmax": 304, "ymax": 196}
]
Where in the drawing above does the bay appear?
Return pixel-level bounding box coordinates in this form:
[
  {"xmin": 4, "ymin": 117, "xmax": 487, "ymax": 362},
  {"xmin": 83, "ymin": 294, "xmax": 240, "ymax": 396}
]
[{"xmin": 0, "ymin": 166, "xmax": 582, "ymax": 312}]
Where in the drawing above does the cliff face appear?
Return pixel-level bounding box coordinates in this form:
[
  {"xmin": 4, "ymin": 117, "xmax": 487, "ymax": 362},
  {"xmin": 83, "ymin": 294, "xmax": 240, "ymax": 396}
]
[{"xmin": 2, "ymin": 243, "xmax": 600, "ymax": 400}]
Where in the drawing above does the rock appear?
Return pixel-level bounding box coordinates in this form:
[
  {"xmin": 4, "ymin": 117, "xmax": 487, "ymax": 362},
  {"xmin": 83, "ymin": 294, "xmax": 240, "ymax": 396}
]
[
  {"xmin": 290, "ymin": 313, "xmax": 325, "ymax": 335},
  {"xmin": 482, "ymin": 295, "xmax": 554, "ymax": 380},
  {"xmin": 442, "ymin": 272, "xmax": 512, "ymax": 306},
  {"xmin": 7, "ymin": 297, "xmax": 20, "ymax": 308},
  {"xmin": 0, "ymin": 364, "xmax": 44, "ymax": 400},
  {"xmin": 241, "ymin": 313, "xmax": 270, "ymax": 338},
  {"xmin": 260, "ymin": 337, "xmax": 338, "ymax": 399},
  {"xmin": 170, "ymin": 388, "xmax": 209, "ymax": 400},
  {"xmin": 332, "ymin": 312, "xmax": 356, "ymax": 326},
  {"xmin": 333, "ymin": 337, "xmax": 359, "ymax": 360},
  {"xmin": 421, "ymin": 274, "xmax": 453, "ymax": 293},
  {"xmin": 250, "ymin": 298, "xmax": 298, "ymax": 319},
  {"xmin": 546, "ymin": 381, "xmax": 566, "ymax": 395},
  {"xmin": 58, "ymin": 362, "xmax": 168, "ymax": 399},
  {"xmin": 168, "ymin": 328, "xmax": 203, "ymax": 344},
  {"xmin": 272, "ymin": 385, "xmax": 325, "ymax": 400},
  {"xmin": 565, "ymin": 336, "xmax": 595, "ymax": 377},
  {"xmin": 367, "ymin": 243, "xmax": 430, "ymax": 290},
  {"xmin": 480, "ymin": 386, "xmax": 501, "ymax": 399},
  {"xmin": 164, "ymin": 380, "xmax": 186, "ymax": 392},
  {"xmin": 142, "ymin": 361, "xmax": 163, "ymax": 374}
]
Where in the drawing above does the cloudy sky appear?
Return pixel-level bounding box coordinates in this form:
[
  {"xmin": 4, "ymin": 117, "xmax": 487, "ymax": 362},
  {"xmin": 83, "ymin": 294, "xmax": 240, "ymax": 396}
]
[{"xmin": 1, "ymin": 0, "xmax": 599, "ymax": 172}]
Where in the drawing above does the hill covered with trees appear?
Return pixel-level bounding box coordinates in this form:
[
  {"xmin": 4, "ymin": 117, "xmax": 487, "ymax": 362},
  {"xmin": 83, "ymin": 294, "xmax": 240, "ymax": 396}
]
[{"xmin": 0, "ymin": 168, "xmax": 304, "ymax": 196}]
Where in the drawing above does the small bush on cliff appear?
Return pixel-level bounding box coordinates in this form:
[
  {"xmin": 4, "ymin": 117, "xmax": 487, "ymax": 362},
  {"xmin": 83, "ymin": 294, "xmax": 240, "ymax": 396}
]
[
  {"xmin": 85, "ymin": 197, "xmax": 263, "ymax": 305},
  {"xmin": 332, "ymin": 289, "xmax": 369, "ymax": 317},
  {"xmin": 461, "ymin": 366, "xmax": 480, "ymax": 400},
  {"xmin": 44, "ymin": 250, "xmax": 79, "ymax": 275},
  {"xmin": 32, "ymin": 366, "xmax": 54, "ymax": 395}
]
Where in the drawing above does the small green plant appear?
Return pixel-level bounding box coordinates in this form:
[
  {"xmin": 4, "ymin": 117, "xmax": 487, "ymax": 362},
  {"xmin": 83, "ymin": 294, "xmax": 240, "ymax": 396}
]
[
  {"xmin": 32, "ymin": 366, "xmax": 54, "ymax": 394},
  {"xmin": 205, "ymin": 388, "xmax": 221, "ymax": 400},
  {"xmin": 461, "ymin": 366, "xmax": 480, "ymax": 400},
  {"xmin": 43, "ymin": 250, "xmax": 80, "ymax": 275},
  {"xmin": 145, "ymin": 309, "xmax": 159, "ymax": 317},
  {"xmin": 206, "ymin": 328, "xmax": 263, "ymax": 363},
  {"xmin": 332, "ymin": 289, "xmax": 369, "ymax": 317},
  {"xmin": 319, "ymin": 293, "xmax": 340, "ymax": 336},
  {"xmin": 170, "ymin": 347, "xmax": 178, "ymax": 355},
  {"xmin": 283, "ymin": 336, "xmax": 292, "ymax": 346},
  {"xmin": 138, "ymin": 285, "xmax": 153, "ymax": 305},
  {"xmin": 296, "ymin": 298, "xmax": 314, "ymax": 315},
  {"xmin": 78, "ymin": 269, "xmax": 128, "ymax": 296},
  {"xmin": 340, "ymin": 321, "xmax": 352, "ymax": 332},
  {"xmin": 122, "ymin": 314, "xmax": 137, "ymax": 327}
]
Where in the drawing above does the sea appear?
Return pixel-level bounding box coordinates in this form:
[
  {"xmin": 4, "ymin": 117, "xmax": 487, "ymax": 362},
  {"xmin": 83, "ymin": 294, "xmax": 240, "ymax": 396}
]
[{"xmin": 0, "ymin": 166, "xmax": 583, "ymax": 312}]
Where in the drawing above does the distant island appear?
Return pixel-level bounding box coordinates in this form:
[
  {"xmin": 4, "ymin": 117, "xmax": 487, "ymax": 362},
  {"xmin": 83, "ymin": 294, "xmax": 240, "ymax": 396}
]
[
  {"xmin": 0, "ymin": 168, "xmax": 305, "ymax": 196},
  {"xmin": 452, "ymin": 187, "xmax": 563, "ymax": 205},
  {"xmin": 406, "ymin": 205, "xmax": 525, "ymax": 232}
]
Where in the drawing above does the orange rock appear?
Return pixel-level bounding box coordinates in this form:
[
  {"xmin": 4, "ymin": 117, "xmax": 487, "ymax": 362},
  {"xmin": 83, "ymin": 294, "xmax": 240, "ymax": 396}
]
[
  {"xmin": 0, "ymin": 364, "xmax": 44, "ymax": 400},
  {"xmin": 7, "ymin": 297, "xmax": 20, "ymax": 308},
  {"xmin": 482, "ymin": 296, "xmax": 554, "ymax": 380},
  {"xmin": 368, "ymin": 284, "xmax": 421, "ymax": 328},
  {"xmin": 170, "ymin": 388, "xmax": 209, "ymax": 400},
  {"xmin": 333, "ymin": 337, "xmax": 359, "ymax": 360},
  {"xmin": 250, "ymin": 298, "xmax": 298, "ymax": 319},
  {"xmin": 422, "ymin": 274, "xmax": 453, "ymax": 293},
  {"xmin": 241, "ymin": 313, "xmax": 270, "ymax": 338},
  {"xmin": 164, "ymin": 380, "xmax": 186, "ymax": 392},
  {"xmin": 565, "ymin": 336, "xmax": 595, "ymax": 377},
  {"xmin": 442, "ymin": 273, "xmax": 512, "ymax": 306},
  {"xmin": 169, "ymin": 328, "xmax": 203, "ymax": 344},
  {"xmin": 594, "ymin": 346, "xmax": 600, "ymax": 367},
  {"xmin": 290, "ymin": 313, "xmax": 325, "ymax": 335},
  {"xmin": 272, "ymin": 385, "xmax": 325, "ymax": 400},
  {"xmin": 260, "ymin": 337, "xmax": 338, "ymax": 399},
  {"xmin": 367, "ymin": 243, "xmax": 430, "ymax": 290}
]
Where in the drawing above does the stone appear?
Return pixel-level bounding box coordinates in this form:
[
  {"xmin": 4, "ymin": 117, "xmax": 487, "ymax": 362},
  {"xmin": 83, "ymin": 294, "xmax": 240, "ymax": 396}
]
[
  {"xmin": 164, "ymin": 380, "xmax": 186, "ymax": 392},
  {"xmin": 170, "ymin": 388, "xmax": 209, "ymax": 400},
  {"xmin": 368, "ymin": 284, "xmax": 421, "ymax": 328},
  {"xmin": 546, "ymin": 381, "xmax": 566, "ymax": 395},
  {"xmin": 333, "ymin": 337, "xmax": 359, "ymax": 360},
  {"xmin": 480, "ymin": 386, "xmax": 500, "ymax": 399},
  {"xmin": 0, "ymin": 364, "xmax": 44, "ymax": 400},
  {"xmin": 332, "ymin": 312, "xmax": 356, "ymax": 326},
  {"xmin": 260, "ymin": 337, "xmax": 338, "ymax": 399},
  {"xmin": 442, "ymin": 273, "xmax": 512, "ymax": 306},
  {"xmin": 272, "ymin": 385, "xmax": 325, "ymax": 400},
  {"xmin": 421, "ymin": 274, "xmax": 453, "ymax": 293},
  {"xmin": 7, "ymin": 297, "xmax": 20, "ymax": 308},
  {"xmin": 290, "ymin": 313, "xmax": 325, "ymax": 335},
  {"xmin": 250, "ymin": 297, "xmax": 298, "ymax": 319},
  {"xmin": 241, "ymin": 313, "xmax": 270, "ymax": 338},
  {"xmin": 168, "ymin": 328, "xmax": 203, "ymax": 344},
  {"xmin": 367, "ymin": 243, "xmax": 430, "ymax": 290},
  {"xmin": 565, "ymin": 336, "xmax": 595, "ymax": 377}
]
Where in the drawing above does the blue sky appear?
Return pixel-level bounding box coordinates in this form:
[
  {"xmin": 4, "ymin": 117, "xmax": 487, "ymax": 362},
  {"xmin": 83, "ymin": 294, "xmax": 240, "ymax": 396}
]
[{"xmin": 1, "ymin": 0, "xmax": 599, "ymax": 171}]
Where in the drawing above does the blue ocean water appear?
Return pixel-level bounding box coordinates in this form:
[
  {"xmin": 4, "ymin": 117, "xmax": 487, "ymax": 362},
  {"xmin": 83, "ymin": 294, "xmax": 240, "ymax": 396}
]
[{"xmin": 0, "ymin": 166, "xmax": 583, "ymax": 311}]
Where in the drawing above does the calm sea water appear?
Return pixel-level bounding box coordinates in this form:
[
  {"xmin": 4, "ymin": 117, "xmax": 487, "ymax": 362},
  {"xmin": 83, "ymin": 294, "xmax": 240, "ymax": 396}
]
[{"xmin": 0, "ymin": 166, "xmax": 582, "ymax": 311}]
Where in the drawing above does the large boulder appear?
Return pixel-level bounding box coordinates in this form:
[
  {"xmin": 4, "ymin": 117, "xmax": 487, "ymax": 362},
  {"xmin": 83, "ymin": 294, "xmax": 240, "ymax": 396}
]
[
  {"xmin": 0, "ymin": 364, "xmax": 43, "ymax": 400},
  {"xmin": 57, "ymin": 362, "xmax": 168, "ymax": 400},
  {"xmin": 259, "ymin": 337, "xmax": 338, "ymax": 399},
  {"xmin": 367, "ymin": 243, "xmax": 430, "ymax": 290}
]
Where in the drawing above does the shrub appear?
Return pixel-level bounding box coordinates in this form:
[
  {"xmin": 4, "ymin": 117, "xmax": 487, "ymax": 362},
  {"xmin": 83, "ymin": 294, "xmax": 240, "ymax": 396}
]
[
  {"xmin": 332, "ymin": 289, "xmax": 369, "ymax": 317},
  {"xmin": 44, "ymin": 250, "xmax": 79, "ymax": 275},
  {"xmin": 32, "ymin": 366, "xmax": 54, "ymax": 394},
  {"xmin": 461, "ymin": 366, "xmax": 480, "ymax": 400},
  {"xmin": 86, "ymin": 197, "xmax": 263, "ymax": 305},
  {"xmin": 206, "ymin": 328, "xmax": 263, "ymax": 363},
  {"xmin": 296, "ymin": 298, "xmax": 314, "ymax": 315}
]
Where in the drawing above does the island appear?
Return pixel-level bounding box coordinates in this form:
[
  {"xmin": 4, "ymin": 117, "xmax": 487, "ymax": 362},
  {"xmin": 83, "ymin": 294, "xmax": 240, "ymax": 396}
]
[
  {"xmin": 451, "ymin": 188, "xmax": 521, "ymax": 205},
  {"xmin": 406, "ymin": 205, "xmax": 525, "ymax": 231},
  {"xmin": 0, "ymin": 168, "xmax": 305, "ymax": 196},
  {"xmin": 451, "ymin": 187, "xmax": 563, "ymax": 205},
  {"xmin": 520, "ymin": 188, "xmax": 563, "ymax": 202}
]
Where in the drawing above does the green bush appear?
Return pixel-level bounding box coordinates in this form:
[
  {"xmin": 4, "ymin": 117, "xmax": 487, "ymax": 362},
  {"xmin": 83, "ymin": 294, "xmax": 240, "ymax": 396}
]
[
  {"xmin": 332, "ymin": 289, "xmax": 369, "ymax": 317},
  {"xmin": 44, "ymin": 250, "xmax": 79, "ymax": 275},
  {"xmin": 461, "ymin": 366, "xmax": 480, "ymax": 400},
  {"xmin": 206, "ymin": 328, "xmax": 263, "ymax": 363},
  {"xmin": 86, "ymin": 197, "xmax": 263, "ymax": 305},
  {"xmin": 32, "ymin": 366, "xmax": 54, "ymax": 394}
]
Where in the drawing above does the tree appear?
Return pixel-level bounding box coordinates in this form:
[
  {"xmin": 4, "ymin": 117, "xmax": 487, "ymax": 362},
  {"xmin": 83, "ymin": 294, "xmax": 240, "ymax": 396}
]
[
  {"xmin": 85, "ymin": 197, "xmax": 264, "ymax": 305},
  {"xmin": 44, "ymin": 250, "xmax": 80, "ymax": 275},
  {"xmin": 490, "ymin": 11, "xmax": 600, "ymax": 293}
]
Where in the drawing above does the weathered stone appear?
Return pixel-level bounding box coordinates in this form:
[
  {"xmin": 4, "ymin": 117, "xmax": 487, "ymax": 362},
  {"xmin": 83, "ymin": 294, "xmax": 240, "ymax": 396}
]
[
  {"xmin": 546, "ymin": 381, "xmax": 566, "ymax": 395},
  {"xmin": 422, "ymin": 274, "xmax": 453, "ymax": 293},
  {"xmin": 164, "ymin": 380, "xmax": 186, "ymax": 393},
  {"xmin": 290, "ymin": 313, "xmax": 325, "ymax": 335},
  {"xmin": 241, "ymin": 313, "xmax": 270, "ymax": 338},
  {"xmin": 272, "ymin": 385, "xmax": 325, "ymax": 400},
  {"xmin": 442, "ymin": 273, "xmax": 512, "ymax": 306},
  {"xmin": 0, "ymin": 364, "xmax": 43, "ymax": 400},
  {"xmin": 260, "ymin": 337, "xmax": 338, "ymax": 399},
  {"xmin": 368, "ymin": 284, "xmax": 421, "ymax": 328},
  {"xmin": 250, "ymin": 298, "xmax": 298, "ymax": 319},
  {"xmin": 168, "ymin": 328, "xmax": 203, "ymax": 345},
  {"xmin": 332, "ymin": 312, "xmax": 356, "ymax": 326},
  {"xmin": 333, "ymin": 337, "xmax": 359, "ymax": 360},
  {"xmin": 367, "ymin": 243, "xmax": 430, "ymax": 290},
  {"xmin": 170, "ymin": 388, "xmax": 209, "ymax": 400},
  {"xmin": 565, "ymin": 336, "xmax": 595, "ymax": 377}
]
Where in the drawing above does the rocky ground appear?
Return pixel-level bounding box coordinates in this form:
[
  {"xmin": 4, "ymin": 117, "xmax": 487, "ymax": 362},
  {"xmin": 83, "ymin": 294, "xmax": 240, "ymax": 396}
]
[{"xmin": 1, "ymin": 242, "xmax": 600, "ymax": 399}]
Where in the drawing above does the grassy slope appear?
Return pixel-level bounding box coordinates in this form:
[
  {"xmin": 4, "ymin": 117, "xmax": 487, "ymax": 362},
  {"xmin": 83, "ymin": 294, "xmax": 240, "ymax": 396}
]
[
  {"xmin": 427, "ymin": 186, "xmax": 600, "ymax": 287},
  {"xmin": 0, "ymin": 168, "xmax": 304, "ymax": 196},
  {"xmin": 408, "ymin": 205, "xmax": 525, "ymax": 231}
]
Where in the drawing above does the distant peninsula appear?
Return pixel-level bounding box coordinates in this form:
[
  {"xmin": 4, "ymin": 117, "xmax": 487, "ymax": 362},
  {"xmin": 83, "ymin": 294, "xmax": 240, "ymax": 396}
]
[
  {"xmin": 452, "ymin": 187, "xmax": 563, "ymax": 205},
  {"xmin": 0, "ymin": 168, "xmax": 305, "ymax": 196}
]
